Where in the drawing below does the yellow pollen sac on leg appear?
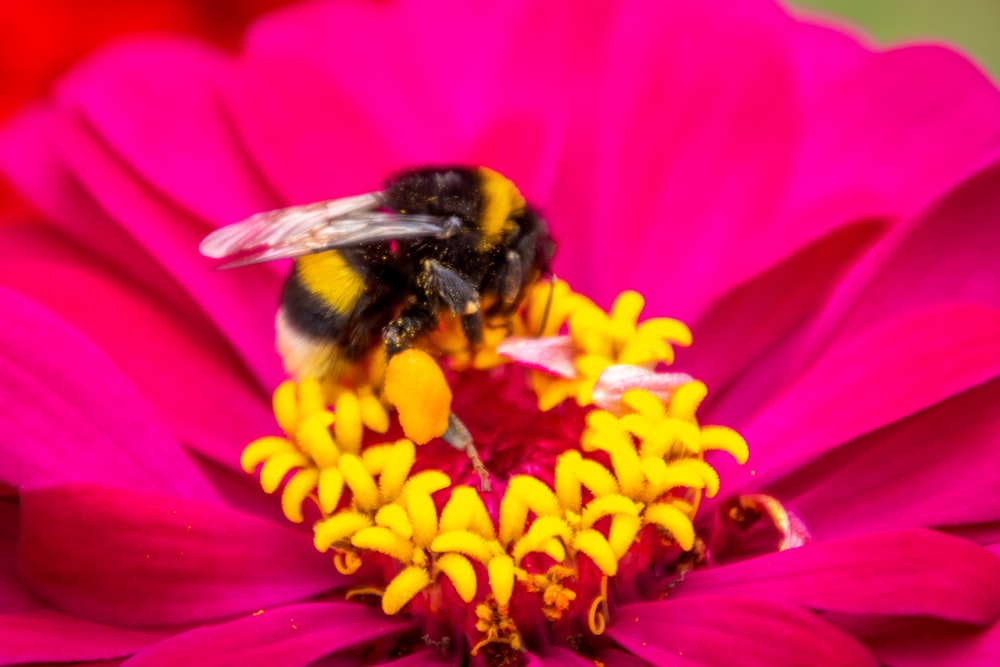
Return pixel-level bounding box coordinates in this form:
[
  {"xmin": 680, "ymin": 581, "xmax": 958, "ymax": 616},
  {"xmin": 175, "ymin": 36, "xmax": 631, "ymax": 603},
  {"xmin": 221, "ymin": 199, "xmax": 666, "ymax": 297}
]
[
  {"xmin": 384, "ymin": 349, "xmax": 452, "ymax": 445},
  {"xmin": 382, "ymin": 565, "xmax": 432, "ymax": 615}
]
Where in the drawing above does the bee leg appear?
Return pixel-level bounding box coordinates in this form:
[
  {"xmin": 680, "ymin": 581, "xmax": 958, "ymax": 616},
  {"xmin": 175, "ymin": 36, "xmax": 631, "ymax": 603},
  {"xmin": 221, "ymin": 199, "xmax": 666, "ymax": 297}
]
[
  {"xmin": 383, "ymin": 304, "xmax": 438, "ymax": 357},
  {"xmin": 442, "ymin": 412, "xmax": 491, "ymax": 492},
  {"xmin": 418, "ymin": 259, "xmax": 484, "ymax": 345}
]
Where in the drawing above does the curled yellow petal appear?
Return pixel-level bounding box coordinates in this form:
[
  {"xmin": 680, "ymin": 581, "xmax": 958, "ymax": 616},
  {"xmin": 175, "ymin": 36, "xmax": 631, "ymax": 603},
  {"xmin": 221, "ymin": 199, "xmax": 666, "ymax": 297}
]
[
  {"xmin": 280, "ymin": 468, "xmax": 319, "ymax": 523},
  {"xmin": 351, "ymin": 526, "xmax": 415, "ymax": 564},
  {"xmin": 507, "ymin": 476, "xmax": 560, "ymax": 518},
  {"xmin": 317, "ymin": 467, "xmax": 345, "ymax": 514},
  {"xmin": 358, "ymin": 389, "xmax": 390, "ymax": 433},
  {"xmin": 487, "ymin": 555, "xmax": 515, "ymax": 607},
  {"xmin": 378, "ymin": 439, "xmax": 417, "ymax": 502},
  {"xmin": 339, "ymin": 454, "xmax": 380, "ymax": 512},
  {"xmin": 333, "ymin": 390, "xmax": 363, "ymax": 454},
  {"xmin": 240, "ymin": 436, "xmax": 294, "ymax": 473},
  {"xmin": 701, "ymin": 425, "xmax": 749, "ymax": 464},
  {"xmin": 440, "ymin": 486, "xmax": 496, "ymax": 539},
  {"xmin": 272, "ymin": 380, "xmax": 299, "ymax": 435},
  {"xmin": 644, "ymin": 502, "xmax": 695, "ymax": 551},
  {"xmin": 669, "ymin": 381, "xmax": 707, "ymax": 421},
  {"xmin": 382, "ymin": 565, "xmax": 432, "ymax": 615},
  {"xmin": 407, "ymin": 492, "xmax": 440, "ymax": 549},
  {"xmin": 572, "ymin": 529, "xmax": 618, "ymax": 576},
  {"xmin": 435, "ymin": 553, "xmax": 478, "ymax": 603},
  {"xmin": 314, "ymin": 511, "xmax": 373, "ymax": 552},
  {"xmin": 384, "ymin": 349, "xmax": 451, "ymax": 444},
  {"xmin": 580, "ymin": 494, "xmax": 640, "ymax": 530},
  {"xmin": 608, "ymin": 514, "xmax": 641, "ymax": 559},
  {"xmin": 375, "ymin": 503, "xmax": 414, "ymax": 540},
  {"xmin": 259, "ymin": 451, "xmax": 308, "ymax": 494},
  {"xmin": 431, "ymin": 530, "xmax": 495, "ymax": 564},
  {"xmin": 296, "ymin": 411, "xmax": 338, "ymax": 468}
]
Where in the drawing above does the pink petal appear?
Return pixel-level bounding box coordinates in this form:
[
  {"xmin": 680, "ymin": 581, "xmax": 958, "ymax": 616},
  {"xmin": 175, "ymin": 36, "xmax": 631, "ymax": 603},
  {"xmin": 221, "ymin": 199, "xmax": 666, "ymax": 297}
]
[
  {"xmin": 675, "ymin": 529, "xmax": 1000, "ymax": 625},
  {"xmin": 49, "ymin": 104, "xmax": 283, "ymax": 388},
  {"xmin": 805, "ymin": 152, "xmax": 1000, "ymax": 360},
  {"xmin": 0, "ymin": 608, "xmax": 167, "ymax": 666},
  {"xmin": 682, "ymin": 220, "xmax": 884, "ymax": 404},
  {"xmin": 547, "ymin": 1, "xmax": 801, "ymax": 315},
  {"xmin": 609, "ymin": 596, "xmax": 875, "ymax": 667},
  {"xmin": 766, "ymin": 377, "xmax": 1000, "ymax": 540},
  {"xmin": 848, "ymin": 616, "xmax": 1000, "ymax": 667},
  {"xmin": 718, "ymin": 304, "xmax": 1000, "ymax": 492},
  {"xmin": 18, "ymin": 483, "xmax": 340, "ymax": 627},
  {"xmin": 124, "ymin": 602, "xmax": 414, "ymax": 667},
  {"xmin": 54, "ymin": 38, "xmax": 278, "ymax": 226},
  {"xmin": 0, "ymin": 287, "xmax": 217, "ymax": 501},
  {"xmin": 781, "ymin": 46, "xmax": 1000, "ymax": 228},
  {"xmin": 528, "ymin": 647, "xmax": 594, "ymax": 666},
  {"xmin": 0, "ymin": 223, "xmax": 276, "ymax": 470},
  {"xmin": 498, "ymin": 336, "xmax": 579, "ymax": 378}
]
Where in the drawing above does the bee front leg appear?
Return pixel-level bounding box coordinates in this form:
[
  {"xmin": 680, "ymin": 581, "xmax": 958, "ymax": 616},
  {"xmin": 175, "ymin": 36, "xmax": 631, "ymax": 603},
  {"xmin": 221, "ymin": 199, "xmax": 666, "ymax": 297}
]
[
  {"xmin": 383, "ymin": 304, "xmax": 438, "ymax": 358},
  {"xmin": 418, "ymin": 259, "xmax": 483, "ymax": 346}
]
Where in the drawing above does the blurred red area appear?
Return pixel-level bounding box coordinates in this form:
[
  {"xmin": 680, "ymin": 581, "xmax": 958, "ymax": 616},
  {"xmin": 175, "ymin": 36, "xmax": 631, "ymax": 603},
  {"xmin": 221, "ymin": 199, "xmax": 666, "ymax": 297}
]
[{"xmin": 0, "ymin": 0, "xmax": 292, "ymax": 216}]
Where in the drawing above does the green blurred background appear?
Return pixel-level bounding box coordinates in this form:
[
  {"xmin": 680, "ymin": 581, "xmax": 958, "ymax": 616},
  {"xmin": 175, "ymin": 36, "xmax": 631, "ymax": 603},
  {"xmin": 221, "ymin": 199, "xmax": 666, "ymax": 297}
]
[{"xmin": 790, "ymin": 0, "xmax": 1000, "ymax": 81}]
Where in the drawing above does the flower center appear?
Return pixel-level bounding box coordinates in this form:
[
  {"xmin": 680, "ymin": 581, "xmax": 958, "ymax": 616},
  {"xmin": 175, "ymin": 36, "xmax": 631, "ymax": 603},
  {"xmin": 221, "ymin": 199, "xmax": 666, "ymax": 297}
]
[{"xmin": 242, "ymin": 280, "xmax": 754, "ymax": 662}]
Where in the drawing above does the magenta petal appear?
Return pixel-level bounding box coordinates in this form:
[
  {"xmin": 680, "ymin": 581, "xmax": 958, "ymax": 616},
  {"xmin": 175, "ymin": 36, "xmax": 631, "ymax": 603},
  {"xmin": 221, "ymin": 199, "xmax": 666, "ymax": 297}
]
[
  {"xmin": 851, "ymin": 617, "xmax": 1000, "ymax": 667},
  {"xmin": 722, "ymin": 304, "xmax": 1000, "ymax": 491},
  {"xmin": 18, "ymin": 483, "xmax": 340, "ymax": 627},
  {"xmin": 124, "ymin": 602, "xmax": 413, "ymax": 667},
  {"xmin": 783, "ymin": 46, "xmax": 1000, "ymax": 225},
  {"xmin": 767, "ymin": 377, "xmax": 1000, "ymax": 539},
  {"xmin": 609, "ymin": 596, "xmax": 875, "ymax": 667},
  {"xmin": 0, "ymin": 223, "xmax": 276, "ymax": 469},
  {"xmin": 0, "ymin": 608, "xmax": 167, "ymax": 666},
  {"xmin": 55, "ymin": 38, "xmax": 278, "ymax": 226},
  {"xmin": 0, "ymin": 287, "xmax": 216, "ymax": 500},
  {"xmin": 678, "ymin": 529, "xmax": 1000, "ymax": 625},
  {"xmin": 807, "ymin": 153, "xmax": 1000, "ymax": 354}
]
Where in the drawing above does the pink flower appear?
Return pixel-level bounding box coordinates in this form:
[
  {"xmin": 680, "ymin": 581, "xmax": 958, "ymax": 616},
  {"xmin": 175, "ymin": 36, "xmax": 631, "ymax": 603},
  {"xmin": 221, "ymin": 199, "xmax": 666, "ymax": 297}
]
[{"xmin": 2, "ymin": 1, "xmax": 1000, "ymax": 665}]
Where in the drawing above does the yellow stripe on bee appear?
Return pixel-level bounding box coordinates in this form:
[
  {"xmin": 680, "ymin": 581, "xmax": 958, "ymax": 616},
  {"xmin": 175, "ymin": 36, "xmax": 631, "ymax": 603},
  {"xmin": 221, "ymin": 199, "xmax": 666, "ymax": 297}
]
[
  {"xmin": 476, "ymin": 167, "xmax": 524, "ymax": 251},
  {"xmin": 296, "ymin": 250, "xmax": 366, "ymax": 314}
]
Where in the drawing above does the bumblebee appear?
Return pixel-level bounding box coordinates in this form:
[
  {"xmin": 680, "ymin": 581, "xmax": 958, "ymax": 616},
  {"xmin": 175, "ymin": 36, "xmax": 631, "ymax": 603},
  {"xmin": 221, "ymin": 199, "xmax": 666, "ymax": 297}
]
[{"xmin": 201, "ymin": 166, "xmax": 554, "ymax": 485}]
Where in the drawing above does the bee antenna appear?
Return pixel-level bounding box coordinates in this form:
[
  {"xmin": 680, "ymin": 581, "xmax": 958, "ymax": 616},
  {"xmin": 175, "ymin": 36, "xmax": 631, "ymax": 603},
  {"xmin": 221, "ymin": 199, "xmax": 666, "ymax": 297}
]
[{"xmin": 534, "ymin": 273, "xmax": 557, "ymax": 337}]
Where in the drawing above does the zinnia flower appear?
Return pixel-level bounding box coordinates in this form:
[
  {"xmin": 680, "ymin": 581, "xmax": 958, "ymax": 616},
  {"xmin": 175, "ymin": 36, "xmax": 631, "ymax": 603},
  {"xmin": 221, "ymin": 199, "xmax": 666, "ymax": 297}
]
[{"xmin": 2, "ymin": 1, "xmax": 1000, "ymax": 666}]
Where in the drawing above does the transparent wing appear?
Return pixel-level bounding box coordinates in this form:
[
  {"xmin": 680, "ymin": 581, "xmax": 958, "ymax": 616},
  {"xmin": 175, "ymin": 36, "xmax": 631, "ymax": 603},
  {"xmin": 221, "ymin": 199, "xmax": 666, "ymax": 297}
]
[{"xmin": 199, "ymin": 192, "xmax": 448, "ymax": 268}]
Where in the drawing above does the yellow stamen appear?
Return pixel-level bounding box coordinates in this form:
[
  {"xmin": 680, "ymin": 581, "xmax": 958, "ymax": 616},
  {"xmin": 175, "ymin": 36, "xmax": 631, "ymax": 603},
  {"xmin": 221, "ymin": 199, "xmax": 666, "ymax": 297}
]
[
  {"xmin": 587, "ymin": 576, "xmax": 609, "ymax": 635},
  {"xmin": 280, "ymin": 469, "xmax": 319, "ymax": 523}
]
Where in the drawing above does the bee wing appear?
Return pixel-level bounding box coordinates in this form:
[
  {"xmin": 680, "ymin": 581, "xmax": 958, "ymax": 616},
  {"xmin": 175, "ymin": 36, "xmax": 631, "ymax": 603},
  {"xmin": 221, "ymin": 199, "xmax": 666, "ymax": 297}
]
[{"xmin": 199, "ymin": 192, "xmax": 448, "ymax": 268}]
